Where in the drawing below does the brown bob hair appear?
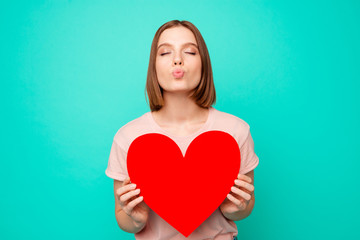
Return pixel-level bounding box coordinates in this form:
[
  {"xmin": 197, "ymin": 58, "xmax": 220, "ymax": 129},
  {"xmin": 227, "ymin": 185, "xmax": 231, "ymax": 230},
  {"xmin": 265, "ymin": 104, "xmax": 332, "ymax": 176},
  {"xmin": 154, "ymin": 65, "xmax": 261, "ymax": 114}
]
[{"xmin": 145, "ymin": 20, "xmax": 216, "ymax": 112}]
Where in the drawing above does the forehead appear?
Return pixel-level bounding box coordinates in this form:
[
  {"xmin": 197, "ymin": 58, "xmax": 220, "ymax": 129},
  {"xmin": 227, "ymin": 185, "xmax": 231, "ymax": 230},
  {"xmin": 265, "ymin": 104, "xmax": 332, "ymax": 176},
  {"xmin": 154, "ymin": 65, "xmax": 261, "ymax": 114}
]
[{"xmin": 157, "ymin": 26, "xmax": 197, "ymax": 46}]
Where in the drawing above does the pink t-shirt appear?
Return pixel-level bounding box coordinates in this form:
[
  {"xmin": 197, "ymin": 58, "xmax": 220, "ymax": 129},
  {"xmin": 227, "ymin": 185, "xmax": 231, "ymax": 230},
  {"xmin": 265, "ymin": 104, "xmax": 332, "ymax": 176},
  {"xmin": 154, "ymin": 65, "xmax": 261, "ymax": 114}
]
[{"xmin": 105, "ymin": 106, "xmax": 259, "ymax": 240}]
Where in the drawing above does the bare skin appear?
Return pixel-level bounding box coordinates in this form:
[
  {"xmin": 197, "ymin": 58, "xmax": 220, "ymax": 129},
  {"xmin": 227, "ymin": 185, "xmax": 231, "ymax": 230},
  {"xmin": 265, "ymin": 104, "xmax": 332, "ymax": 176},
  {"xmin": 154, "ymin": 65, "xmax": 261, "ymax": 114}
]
[
  {"xmin": 117, "ymin": 178, "xmax": 149, "ymax": 224},
  {"xmin": 153, "ymin": 25, "xmax": 208, "ymax": 137},
  {"xmin": 220, "ymin": 171, "xmax": 255, "ymax": 221}
]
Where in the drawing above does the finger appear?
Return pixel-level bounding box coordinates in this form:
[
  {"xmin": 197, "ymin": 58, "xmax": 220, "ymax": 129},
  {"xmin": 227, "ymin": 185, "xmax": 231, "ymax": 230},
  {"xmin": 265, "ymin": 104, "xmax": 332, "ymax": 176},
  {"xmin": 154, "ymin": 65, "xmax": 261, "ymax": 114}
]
[
  {"xmin": 128, "ymin": 195, "xmax": 144, "ymax": 210},
  {"xmin": 125, "ymin": 196, "xmax": 144, "ymax": 214},
  {"xmin": 120, "ymin": 188, "xmax": 141, "ymax": 203},
  {"xmin": 237, "ymin": 173, "xmax": 252, "ymax": 183},
  {"xmin": 234, "ymin": 179, "xmax": 255, "ymax": 192},
  {"xmin": 117, "ymin": 183, "xmax": 137, "ymax": 197},
  {"xmin": 231, "ymin": 186, "xmax": 252, "ymax": 201},
  {"xmin": 122, "ymin": 177, "xmax": 131, "ymax": 187},
  {"xmin": 227, "ymin": 193, "xmax": 242, "ymax": 206}
]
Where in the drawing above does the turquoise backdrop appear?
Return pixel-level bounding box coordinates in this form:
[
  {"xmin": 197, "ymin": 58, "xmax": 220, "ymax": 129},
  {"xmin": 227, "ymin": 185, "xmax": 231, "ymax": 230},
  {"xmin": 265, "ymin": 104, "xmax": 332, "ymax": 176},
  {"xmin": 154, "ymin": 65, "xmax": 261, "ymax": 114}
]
[{"xmin": 1, "ymin": 0, "xmax": 359, "ymax": 239}]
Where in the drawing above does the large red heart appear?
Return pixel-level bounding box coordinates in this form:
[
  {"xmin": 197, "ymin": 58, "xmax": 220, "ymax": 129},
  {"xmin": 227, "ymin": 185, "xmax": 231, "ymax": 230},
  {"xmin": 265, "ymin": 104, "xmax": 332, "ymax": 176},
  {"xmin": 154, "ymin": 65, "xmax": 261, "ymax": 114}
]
[{"xmin": 127, "ymin": 130, "xmax": 240, "ymax": 237}]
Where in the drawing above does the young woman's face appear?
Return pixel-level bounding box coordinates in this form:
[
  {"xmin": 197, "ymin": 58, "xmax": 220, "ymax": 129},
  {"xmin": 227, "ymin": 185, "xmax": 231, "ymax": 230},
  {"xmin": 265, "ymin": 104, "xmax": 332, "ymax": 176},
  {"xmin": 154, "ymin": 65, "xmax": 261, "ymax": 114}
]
[{"xmin": 155, "ymin": 26, "xmax": 202, "ymax": 95}]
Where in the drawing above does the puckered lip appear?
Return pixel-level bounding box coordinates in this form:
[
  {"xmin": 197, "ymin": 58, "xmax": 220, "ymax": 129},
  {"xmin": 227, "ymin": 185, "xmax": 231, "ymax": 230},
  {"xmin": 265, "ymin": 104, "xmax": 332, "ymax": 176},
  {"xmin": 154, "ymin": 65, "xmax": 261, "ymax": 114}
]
[{"xmin": 172, "ymin": 68, "xmax": 184, "ymax": 74}]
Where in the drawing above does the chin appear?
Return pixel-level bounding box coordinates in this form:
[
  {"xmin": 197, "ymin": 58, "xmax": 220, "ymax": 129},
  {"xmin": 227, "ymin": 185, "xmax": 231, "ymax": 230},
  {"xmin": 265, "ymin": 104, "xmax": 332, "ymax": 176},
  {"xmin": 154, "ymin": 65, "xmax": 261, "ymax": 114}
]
[{"xmin": 164, "ymin": 88, "xmax": 194, "ymax": 94}]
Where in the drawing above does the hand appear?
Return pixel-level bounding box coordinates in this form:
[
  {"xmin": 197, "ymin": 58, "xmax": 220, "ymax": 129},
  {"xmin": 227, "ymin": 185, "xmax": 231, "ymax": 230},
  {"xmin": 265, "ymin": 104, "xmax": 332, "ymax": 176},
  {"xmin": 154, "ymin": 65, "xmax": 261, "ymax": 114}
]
[
  {"xmin": 220, "ymin": 174, "xmax": 254, "ymax": 214},
  {"xmin": 116, "ymin": 177, "xmax": 150, "ymax": 227}
]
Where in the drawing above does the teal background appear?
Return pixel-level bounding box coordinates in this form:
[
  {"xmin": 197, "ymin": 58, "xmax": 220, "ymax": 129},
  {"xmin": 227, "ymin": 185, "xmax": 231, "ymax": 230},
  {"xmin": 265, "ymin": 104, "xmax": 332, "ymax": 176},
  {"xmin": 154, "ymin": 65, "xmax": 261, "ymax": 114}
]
[{"xmin": 1, "ymin": 0, "xmax": 359, "ymax": 239}]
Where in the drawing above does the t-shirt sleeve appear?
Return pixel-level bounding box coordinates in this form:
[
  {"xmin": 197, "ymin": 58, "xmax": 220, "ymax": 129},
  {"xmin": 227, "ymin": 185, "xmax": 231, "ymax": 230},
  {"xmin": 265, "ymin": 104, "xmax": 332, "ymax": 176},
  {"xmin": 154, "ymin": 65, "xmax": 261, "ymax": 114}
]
[
  {"xmin": 239, "ymin": 129, "xmax": 259, "ymax": 175},
  {"xmin": 105, "ymin": 138, "xmax": 129, "ymax": 182}
]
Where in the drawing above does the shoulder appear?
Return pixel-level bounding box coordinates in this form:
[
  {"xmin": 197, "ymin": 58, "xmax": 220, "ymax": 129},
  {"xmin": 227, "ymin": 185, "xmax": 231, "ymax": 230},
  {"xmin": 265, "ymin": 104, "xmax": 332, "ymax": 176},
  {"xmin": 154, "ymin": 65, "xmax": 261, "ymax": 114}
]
[
  {"xmin": 113, "ymin": 112, "xmax": 152, "ymax": 149},
  {"xmin": 213, "ymin": 108, "xmax": 250, "ymax": 129},
  {"xmin": 211, "ymin": 108, "xmax": 251, "ymax": 146}
]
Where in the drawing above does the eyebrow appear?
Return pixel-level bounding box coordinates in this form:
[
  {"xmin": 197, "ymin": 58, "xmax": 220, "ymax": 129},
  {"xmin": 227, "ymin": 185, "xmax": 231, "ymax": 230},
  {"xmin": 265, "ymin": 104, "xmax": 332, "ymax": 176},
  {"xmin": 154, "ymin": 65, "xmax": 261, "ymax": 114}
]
[{"xmin": 157, "ymin": 42, "xmax": 198, "ymax": 50}]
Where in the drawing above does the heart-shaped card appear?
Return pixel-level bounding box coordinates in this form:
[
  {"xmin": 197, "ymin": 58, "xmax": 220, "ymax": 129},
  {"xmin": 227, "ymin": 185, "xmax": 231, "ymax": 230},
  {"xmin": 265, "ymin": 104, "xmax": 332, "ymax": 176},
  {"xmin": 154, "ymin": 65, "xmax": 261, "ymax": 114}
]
[{"xmin": 127, "ymin": 130, "xmax": 240, "ymax": 237}]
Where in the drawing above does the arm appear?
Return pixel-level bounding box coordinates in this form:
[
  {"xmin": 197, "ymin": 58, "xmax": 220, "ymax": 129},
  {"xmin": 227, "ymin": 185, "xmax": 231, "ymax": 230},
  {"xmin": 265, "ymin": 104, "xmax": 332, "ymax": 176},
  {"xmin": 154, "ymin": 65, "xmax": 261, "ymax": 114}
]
[
  {"xmin": 220, "ymin": 170, "xmax": 255, "ymax": 221},
  {"xmin": 114, "ymin": 180, "xmax": 147, "ymax": 233}
]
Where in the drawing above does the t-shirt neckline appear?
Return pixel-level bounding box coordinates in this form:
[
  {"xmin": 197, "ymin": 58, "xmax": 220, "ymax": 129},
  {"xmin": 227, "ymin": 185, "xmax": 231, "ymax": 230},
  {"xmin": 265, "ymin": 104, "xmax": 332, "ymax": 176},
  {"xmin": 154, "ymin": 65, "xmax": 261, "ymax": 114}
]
[{"xmin": 147, "ymin": 106, "xmax": 214, "ymax": 141}]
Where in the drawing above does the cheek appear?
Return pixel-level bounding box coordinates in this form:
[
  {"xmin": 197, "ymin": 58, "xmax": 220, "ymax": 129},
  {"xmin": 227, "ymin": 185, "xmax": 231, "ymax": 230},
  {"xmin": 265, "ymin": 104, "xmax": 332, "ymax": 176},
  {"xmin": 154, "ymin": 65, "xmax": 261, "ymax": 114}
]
[
  {"xmin": 155, "ymin": 59, "xmax": 167, "ymax": 74},
  {"xmin": 192, "ymin": 56, "xmax": 201, "ymax": 68},
  {"xmin": 155, "ymin": 61, "xmax": 167, "ymax": 86},
  {"xmin": 193, "ymin": 58, "xmax": 202, "ymax": 75}
]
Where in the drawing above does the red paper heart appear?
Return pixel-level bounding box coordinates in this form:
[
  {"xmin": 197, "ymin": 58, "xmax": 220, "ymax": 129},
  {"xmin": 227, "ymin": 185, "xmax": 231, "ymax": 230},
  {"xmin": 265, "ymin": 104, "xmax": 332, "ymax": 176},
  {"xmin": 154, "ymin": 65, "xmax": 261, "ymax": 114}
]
[{"xmin": 127, "ymin": 130, "xmax": 240, "ymax": 237}]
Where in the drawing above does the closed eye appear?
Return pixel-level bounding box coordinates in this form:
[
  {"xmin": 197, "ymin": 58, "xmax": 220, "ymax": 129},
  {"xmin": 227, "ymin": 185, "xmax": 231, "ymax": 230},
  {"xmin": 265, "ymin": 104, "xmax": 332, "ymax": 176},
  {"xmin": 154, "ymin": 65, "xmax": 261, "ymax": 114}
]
[{"xmin": 160, "ymin": 52, "xmax": 196, "ymax": 56}]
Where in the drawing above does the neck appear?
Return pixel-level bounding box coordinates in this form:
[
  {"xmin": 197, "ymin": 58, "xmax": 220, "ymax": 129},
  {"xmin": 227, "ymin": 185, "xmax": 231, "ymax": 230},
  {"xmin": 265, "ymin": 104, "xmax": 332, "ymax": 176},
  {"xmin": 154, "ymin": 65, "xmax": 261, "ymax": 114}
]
[{"xmin": 155, "ymin": 91, "xmax": 209, "ymax": 124}]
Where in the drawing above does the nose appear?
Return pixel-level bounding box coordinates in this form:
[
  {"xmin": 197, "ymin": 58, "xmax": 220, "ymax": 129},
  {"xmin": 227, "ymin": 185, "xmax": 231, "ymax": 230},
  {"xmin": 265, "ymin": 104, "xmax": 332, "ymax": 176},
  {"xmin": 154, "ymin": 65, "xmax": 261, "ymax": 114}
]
[
  {"xmin": 174, "ymin": 60, "xmax": 182, "ymax": 65},
  {"xmin": 172, "ymin": 53, "xmax": 183, "ymax": 66}
]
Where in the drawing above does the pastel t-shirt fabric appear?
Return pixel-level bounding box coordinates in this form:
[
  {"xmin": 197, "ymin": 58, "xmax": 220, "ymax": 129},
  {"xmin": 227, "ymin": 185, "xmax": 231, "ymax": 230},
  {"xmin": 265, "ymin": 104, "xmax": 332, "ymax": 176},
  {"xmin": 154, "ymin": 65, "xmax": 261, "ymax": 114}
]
[{"xmin": 105, "ymin": 106, "xmax": 259, "ymax": 240}]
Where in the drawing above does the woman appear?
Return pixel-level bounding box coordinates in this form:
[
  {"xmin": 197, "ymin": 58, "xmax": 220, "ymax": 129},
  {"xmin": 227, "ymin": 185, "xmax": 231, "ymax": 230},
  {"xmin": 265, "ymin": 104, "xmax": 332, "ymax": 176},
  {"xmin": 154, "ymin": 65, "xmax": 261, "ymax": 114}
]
[{"xmin": 105, "ymin": 20, "xmax": 259, "ymax": 240}]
